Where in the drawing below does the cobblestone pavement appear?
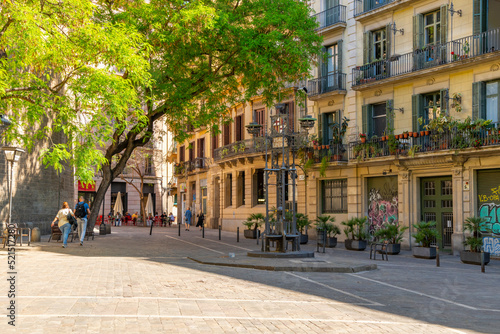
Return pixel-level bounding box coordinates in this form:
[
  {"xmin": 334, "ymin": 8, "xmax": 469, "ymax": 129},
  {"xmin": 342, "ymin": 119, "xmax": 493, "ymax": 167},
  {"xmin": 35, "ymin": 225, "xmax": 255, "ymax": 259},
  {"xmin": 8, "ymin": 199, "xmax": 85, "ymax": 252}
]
[{"xmin": 1, "ymin": 226, "xmax": 499, "ymax": 333}]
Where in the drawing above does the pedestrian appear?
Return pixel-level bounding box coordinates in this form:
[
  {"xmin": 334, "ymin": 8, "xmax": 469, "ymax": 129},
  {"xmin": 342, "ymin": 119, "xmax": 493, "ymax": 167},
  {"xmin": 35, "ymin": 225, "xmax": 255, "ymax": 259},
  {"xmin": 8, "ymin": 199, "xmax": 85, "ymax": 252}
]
[
  {"xmin": 169, "ymin": 212, "xmax": 175, "ymax": 226},
  {"xmin": 51, "ymin": 202, "xmax": 74, "ymax": 248},
  {"xmin": 74, "ymin": 196, "xmax": 90, "ymax": 246},
  {"xmin": 132, "ymin": 211, "xmax": 138, "ymax": 225},
  {"xmin": 161, "ymin": 212, "xmax": 167, "ymax": 227},
  {"xmin": 185, "ymin": 207, "xmax": 192, "ymax": 231},
  {"xmin": 196, "ymin": 213, "xmax": 205, "ymax": 231}
]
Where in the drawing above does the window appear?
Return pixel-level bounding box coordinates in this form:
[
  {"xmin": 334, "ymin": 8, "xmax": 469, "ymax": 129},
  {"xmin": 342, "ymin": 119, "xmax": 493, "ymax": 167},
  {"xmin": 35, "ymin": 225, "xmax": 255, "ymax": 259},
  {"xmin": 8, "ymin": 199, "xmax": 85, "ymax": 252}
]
[
  {"xmin": 424, "ymin": 11, "xmax": 441, "ymax": 47},
  {"xmin": 486, "ymin": 80, "xmax": 500, "ymax": 123},
  {"xmin": 372, "ymin": 103, "xmax": 386, "ymax": 137},
  {"xmin": 321, "ymin": 42, "xmax": 342, "ymax": 91},
  {"xmin": 321, "ymin": 111, "xmax": 338, "ymax": 145},
  {"xmin": 235, "ymin": 114, "xmax": 244, "ymax": 141},
  {"xmin": 201, "ymin": 187, "xmax": 207, "ymax": 214},
  {"xmin": 145, "ymin": 155, "xmax": 153, "ymax": 175},
  {"xmin": 223, "ymin": 123, "xmax": 231, "ymax": 146},
  {"xmin": 237, "ymin": 171, "xmax": 245, "ymax": 207},
  {"xmin": 225, "ymin": 173, "xmax": 232, "ymax": 207},
  {"xmin": 322, "ymin": 179, "xmax": 347, "ymax": 213},
  {"xmin": 474, "ymin": 0, "xmax": 500, "ymax": 35},
  {"xmin": 423, "ymin": 92, "xmax": 441, "ymax": 123},
  {"xmin": 254, "ymin": 109, "xmax": 265, "ymax": 137},
  {"xmin": 373, "ymin": 29, "xmax": 387, "ymax": 60},
  {"xmin": 189, "ymin": 142, "xmax": 195, "ymax": 162},
  {"xmin": 179, "ymin": 146, "xmax": 185, "ymax": 162},
  {"xmin": 253, "ymin": 169, "xmax": 265, "ymax": 206}
]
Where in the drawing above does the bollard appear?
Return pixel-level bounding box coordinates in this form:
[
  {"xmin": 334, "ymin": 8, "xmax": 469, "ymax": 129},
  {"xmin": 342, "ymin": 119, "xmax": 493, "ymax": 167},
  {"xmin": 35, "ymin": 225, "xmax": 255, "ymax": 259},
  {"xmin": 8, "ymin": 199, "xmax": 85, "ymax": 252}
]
[
  {"xmin": 178, "ymin": 222, "xmax": 181, "ymax": 236},
  {"xmin": 31, "ymin": 227, "xmax": 41, "ymax": 242},
  {"xmin": 436, "ymin": 246, "xmax": 440, "ymax": 267},
  {"xmin": 256, "ymin": 229, "xmax": 260, "ymax": 245},
  {"xmin": 481, "ymin": 250, "xmax": 485, "ymax": 273},
  {"xmin": 237, "ymin": 227, "xmax": 239, "ymax": 243},
  {"xmin": 322, "ymin": 229, "xmax": 326, "ymax": 253},
  {"xmin": 202, "ymin": 224, "xmax": 205, "ymax": 238},
  {"xmin": 219, "ymin": 225, "xmax": 221, "ymax": 240},
  {"xmin": 99, "ymin": 222, "xmax": 106, "ymax": 236}
]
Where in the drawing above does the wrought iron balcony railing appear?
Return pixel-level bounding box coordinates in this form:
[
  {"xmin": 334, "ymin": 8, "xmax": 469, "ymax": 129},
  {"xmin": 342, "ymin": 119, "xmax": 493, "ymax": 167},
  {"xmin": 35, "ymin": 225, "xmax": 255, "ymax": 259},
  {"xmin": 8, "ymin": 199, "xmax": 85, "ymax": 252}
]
[
  {"xmin": 348, "ymin": 122, "xmax": 500, "ymax": 161},
  {"xmin": 313, "ymin": 5, "xmax": 346, "ymax": 30},
  {"xmin": 352, "ymin": 28, "xmax": 500, "ymax": 86},
  {"xmin": 312, "ymin": 142, "xmax": 348, "ymax": 162},
  {"xmin": 307, "ymin": 72, "xmax": 346, "ymax": 97},
  {"xmin": 354, "ymin": 0, "xmax": 396, "ymax": 17},
  {"xmin": 213, "ymin": 138, "xmax": 267, "ymax": 161}
]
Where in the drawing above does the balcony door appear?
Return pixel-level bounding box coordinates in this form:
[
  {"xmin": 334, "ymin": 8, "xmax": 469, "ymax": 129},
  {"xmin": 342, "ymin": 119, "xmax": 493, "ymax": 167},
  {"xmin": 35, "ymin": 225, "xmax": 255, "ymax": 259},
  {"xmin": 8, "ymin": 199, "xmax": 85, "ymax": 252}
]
[
  {"xmin": 324, "ymin": 0, "xmax": 339, "ymax": 26},
  {"xmin": 321, "ymin": 42, "xmax": 341, "ymax": 92},
  {"xmin": 474, "ymin": 0, "xmax": 500, "ymax": 53}
]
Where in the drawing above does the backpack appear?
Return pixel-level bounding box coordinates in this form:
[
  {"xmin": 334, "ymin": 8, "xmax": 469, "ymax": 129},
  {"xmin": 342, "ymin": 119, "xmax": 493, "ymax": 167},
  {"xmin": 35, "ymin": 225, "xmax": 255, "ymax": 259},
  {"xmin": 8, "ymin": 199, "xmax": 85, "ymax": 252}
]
[{"xmin": 75, "ymin": 203, "xmax": 86, "ymax": 218}]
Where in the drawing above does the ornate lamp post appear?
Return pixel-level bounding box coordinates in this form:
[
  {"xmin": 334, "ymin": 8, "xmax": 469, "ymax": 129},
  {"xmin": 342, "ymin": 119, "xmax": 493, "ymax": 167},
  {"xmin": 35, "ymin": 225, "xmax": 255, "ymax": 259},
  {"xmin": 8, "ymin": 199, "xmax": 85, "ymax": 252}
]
[
  {"xmin": 2, "ymin": 147, "xmax": 25, "ymax": 235},
  {"xmin": 246, "ymin": 106, "xmax": 315, "ymax": 257}
]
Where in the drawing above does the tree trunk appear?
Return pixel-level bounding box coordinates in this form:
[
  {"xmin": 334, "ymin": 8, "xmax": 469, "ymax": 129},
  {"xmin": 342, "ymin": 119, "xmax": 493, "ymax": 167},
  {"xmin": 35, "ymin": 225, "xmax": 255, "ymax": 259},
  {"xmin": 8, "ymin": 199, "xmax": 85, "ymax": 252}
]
[{"xmin": 88, "ymin": 164, "xmax": 113, "ymax": 230}]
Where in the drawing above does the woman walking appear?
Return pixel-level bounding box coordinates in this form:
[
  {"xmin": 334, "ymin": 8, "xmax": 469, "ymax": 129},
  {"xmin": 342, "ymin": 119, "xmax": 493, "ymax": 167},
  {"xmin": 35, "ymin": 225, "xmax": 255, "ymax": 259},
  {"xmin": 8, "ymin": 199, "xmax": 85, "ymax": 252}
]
[
  {"xmin": 196, "ymin": 213, "xmax": 205, "ymax": 231},
  {"xmin": 51, "ymin": 202, "xmax": 74, "ymax": 248}
]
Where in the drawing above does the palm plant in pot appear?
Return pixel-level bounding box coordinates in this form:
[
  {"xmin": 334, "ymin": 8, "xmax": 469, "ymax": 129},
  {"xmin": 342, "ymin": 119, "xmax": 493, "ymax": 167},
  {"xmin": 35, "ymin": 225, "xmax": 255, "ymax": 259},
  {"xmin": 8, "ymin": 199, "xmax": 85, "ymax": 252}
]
[
  {"xmin": 341, "ymin": 217, "xmax": 368, "ymax": 251},
  {"xmin": 242, "ymin": 213, "xmax": 264, "ymax": 239},
  {"xmin": 315, "ymin": 215, "xmax": 337, "ymax": 247},
  {"xmin": 296, "ymin": 213, "xmax": 312, "ymax": 244},
  {"xmin": 374, "ymin": 223, "xmax": 408, "ymax": 255},
  {"xmin": 460, "ymin": 216, "xmax": 490, "ymax": 265},
  {"xmin": 412, "ymin": 221, "xmax": 439, "ymax": 259}
]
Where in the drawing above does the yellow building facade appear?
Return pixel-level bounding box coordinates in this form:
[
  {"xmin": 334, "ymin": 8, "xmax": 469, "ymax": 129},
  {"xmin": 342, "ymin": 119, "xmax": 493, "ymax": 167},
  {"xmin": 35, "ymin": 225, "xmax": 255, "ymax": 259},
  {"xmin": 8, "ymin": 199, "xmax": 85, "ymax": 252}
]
[{"xmin": 175, "ymin": 0, "xmax": 500, "ymax": 256}]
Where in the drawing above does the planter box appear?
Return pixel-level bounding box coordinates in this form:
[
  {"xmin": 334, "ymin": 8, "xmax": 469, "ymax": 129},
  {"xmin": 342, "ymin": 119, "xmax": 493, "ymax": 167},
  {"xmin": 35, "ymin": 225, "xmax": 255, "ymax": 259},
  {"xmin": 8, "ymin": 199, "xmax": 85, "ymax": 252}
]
[
  {"xmin": 299, "ymin": 234, "xmax": 308, "ymax": 244},
  {"xmin": 412, "ymin": 246, "xmax": 436, "ymax": 259},
  {"xmin": 318, "ymin": 237, "xmax": 337, "ymax": 248},
  {"xmin": 386, "ymin": 243, "xmax": 401, "ymax": 255},
  {"xmin": 460, "ymin": 251, "xmax": 490, "ymax": 265},
  {"xmin": 345, "ymin": 239, "xmax": 367, "ymax": 251},
  {"xmin": 244, "ymin": 229, "xmax": 257, "ymax": 239}
]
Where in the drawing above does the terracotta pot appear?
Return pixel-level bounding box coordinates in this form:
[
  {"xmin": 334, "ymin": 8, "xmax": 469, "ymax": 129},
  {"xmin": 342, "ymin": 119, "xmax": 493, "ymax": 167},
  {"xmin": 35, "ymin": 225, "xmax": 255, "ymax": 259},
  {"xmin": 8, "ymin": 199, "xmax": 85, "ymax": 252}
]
[
  {"xmin": 381, "ymin": 136, "xmax": 386, "ymax": 141},
  {"xmin": 420, "ymin": 131, "xmax": 425, "ymax": 136},
  {"xmin": 322, "ymin": 145, "xmax": 326, "ymax": 149},
  {"xmin": 395, "ymin": 135, "xmax": 400, "ymax": 139},
  {"xmin": 425, "ymin": 130, "xmax": 430, "ymax": 136},
  {"xmin": 403, "ymin": 133, "xmax": 408, "ymax": 139},
  {"xmin": 408, "ymin": 132, "xmax": 413, "ymax": 137},
  {"xmin": 313, "ymin": 145, "xmax": 318, "ymax": 150},
  {"xmin": 360, "ymin": 137, "xmax": 366, "ymax": 143},
  {"xmin": 413, "ymin": 132, "xmax": 418, "ymax": 138},
  {"xmin": 325, "ymin": 145, "xmax": 330, "ymax": 149}
]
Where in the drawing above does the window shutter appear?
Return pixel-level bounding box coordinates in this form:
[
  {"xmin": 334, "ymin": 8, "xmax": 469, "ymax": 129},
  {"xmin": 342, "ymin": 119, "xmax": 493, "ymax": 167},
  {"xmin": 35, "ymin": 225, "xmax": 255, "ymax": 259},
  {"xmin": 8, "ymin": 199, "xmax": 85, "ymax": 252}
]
[
  {"xmin": 337, "ymin": 40, "xmax": 343, "ymax": 73},
  {"xmin": 386, "ymin": 100, "xmax": 394, "ymax": 134},
  {"xmin": 473, "ymin": 0, "xmax": 486, "ymax": 35},
  {"xmin": 362, "ymin": 104, "xmax": 369, "ymax": 135},
  {"xmin": 318, "ymin": 112, "xmax": 323, "ymax": 144},
  {"xmin": 385, "ymin": 24, "xmax": 392, "ymax": 59},
  {"xmin": 440, "ymin": 89, "xmax": 449, "ymax": 115},
  {"xmin": 472, "ymin": 81, "xmax": 486, "ymax": 120},
  {"xmin": 322, "ymin": 113, "xmax": 329, "ymax": 145},
  {"xmin": 413, "ymin": 14, "xmax": 424, "ymax": 50},
  {"xmin": 412, "ymin": 94, "xmax": 424, "ymax": 132},
  {"xmin": 363, "ymin": 0, "xmax": 371, "ymax": 12},
  {"xmin": 320, "ymin": 46, "xmax": 327, "ymax": 77},
  {"xmin": 363, "ymin": 31, "xmax": 373, "ymax": 64},
  {"xmin": 440, "ymin": 5, "xmax": 448, "ymax": 44}
]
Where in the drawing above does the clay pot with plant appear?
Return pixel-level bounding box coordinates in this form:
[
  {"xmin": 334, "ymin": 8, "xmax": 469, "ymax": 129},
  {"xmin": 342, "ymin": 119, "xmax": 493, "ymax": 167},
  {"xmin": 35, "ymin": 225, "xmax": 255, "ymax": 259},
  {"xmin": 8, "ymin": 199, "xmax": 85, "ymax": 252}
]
[{"xmin": 460, "ymin": 216, "xmax": 491, "ymax": 265}]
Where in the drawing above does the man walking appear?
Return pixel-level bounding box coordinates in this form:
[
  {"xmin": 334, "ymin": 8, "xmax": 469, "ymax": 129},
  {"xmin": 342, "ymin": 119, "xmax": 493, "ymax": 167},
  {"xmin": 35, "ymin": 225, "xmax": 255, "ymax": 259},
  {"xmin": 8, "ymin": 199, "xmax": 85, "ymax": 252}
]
[
  {"xmin": 75, "ymin": 196, "xmax": 90, "ymax": 246},
  {"xmin": 185, "ymin": 207, "xmax": 192, "ymax": 231}
]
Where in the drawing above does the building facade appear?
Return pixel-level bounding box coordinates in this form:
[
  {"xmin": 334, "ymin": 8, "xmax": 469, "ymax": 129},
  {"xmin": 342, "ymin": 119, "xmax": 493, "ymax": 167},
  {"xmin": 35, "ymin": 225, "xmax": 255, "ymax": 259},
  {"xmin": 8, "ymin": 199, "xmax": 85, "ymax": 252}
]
[{"xmin": 175, "ymin": 0, "xmax": 500, "ymax": 256}]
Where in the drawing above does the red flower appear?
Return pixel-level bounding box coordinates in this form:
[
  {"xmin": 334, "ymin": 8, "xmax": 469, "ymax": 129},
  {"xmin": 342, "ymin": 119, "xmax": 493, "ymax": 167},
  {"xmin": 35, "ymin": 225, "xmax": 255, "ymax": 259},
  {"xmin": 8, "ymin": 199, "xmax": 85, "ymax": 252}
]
[{"xmin": 451, "ymin": 51, "xmax": 455, "ymax": 55}]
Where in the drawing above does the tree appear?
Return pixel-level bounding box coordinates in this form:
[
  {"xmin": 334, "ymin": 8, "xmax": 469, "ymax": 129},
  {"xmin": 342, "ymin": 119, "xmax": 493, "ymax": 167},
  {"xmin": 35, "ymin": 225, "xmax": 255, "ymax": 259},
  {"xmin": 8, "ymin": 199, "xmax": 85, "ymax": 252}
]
[{"xmin": 2, "ymin": 0, "xmax": 322, "ymax": 227}]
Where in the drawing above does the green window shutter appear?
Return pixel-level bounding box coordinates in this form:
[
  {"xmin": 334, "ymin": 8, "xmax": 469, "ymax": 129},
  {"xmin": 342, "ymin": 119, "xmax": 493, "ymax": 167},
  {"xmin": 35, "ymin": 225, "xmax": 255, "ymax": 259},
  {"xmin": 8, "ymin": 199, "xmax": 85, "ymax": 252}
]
[
  {"xmin": 323, "ymin": 113, "xmax": 330, "ymax": 145},
  {"xmin": 413, "ymin": 14, "xmax": 424, "ymax": 50},
  {"xmin": 472, "ymin": 81, "xmax": 486, "ymax": 120},
  {"xmin": 412, "ymin": 94, "xmax": 424, "ymax": 132},
  {"xmin": 386, "ymin": 99, "xmax": 394, "ymax": 135},
  {"xmin": 385, "ymin": 24, "xmax": 392, "ymax": 59},
  {"xmin": 320, "ymin": 46, "xmax": 327, "ymax": 77},
  {"xmin": 473, "ymin": 0, "xmax": 487, "ymax": 35},
  {"xmin": 440, "ymin": 5, "xmax": 448, "ymax": 44},
  {"xmin": 363, "ymin": 31, "xmax": 373, "ymax": 64},
  {"xmin": 337, "ymin": 40, "xmax": 343, "ymax": 73},
  {"xmin": 440, "ymin": 89, "xmax": 449, "ymax": 115},
  {"xmin": 363, "ymin": 0, "xmax": 372, "ymax": 13},
  {"xmin": 362, "ymin": 104, "xmax": 369, "ymax": 135}
]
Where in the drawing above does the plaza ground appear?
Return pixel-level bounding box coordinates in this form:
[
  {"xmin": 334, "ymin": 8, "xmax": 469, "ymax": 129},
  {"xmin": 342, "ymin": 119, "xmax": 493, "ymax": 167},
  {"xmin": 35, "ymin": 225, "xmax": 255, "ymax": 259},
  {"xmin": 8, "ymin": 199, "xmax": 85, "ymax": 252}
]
[{"xmin": 1, "ymin": 226, "xmax": 499, "ymax": 333}]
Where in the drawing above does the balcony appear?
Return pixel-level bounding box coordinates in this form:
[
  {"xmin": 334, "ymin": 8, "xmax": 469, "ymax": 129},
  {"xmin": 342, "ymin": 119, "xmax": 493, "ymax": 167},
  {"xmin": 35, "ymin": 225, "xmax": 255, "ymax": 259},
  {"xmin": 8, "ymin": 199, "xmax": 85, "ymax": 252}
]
[
  {"xmin": 313, "ymin": 5, "xmax": 346, "ymax": 32},
  {"xmin": 352, "ymin": 29, "xmax": 500, "ymax": 88},
  {"xmin": 348, "ymin": 122, "xmax": 500, "ymax": 162},
  {"xmin": 310, "ymin": 142, "xmax": 348, "ymax": 162},
  {"xmin": 354, "ymin": 0, "xmax": 396, "ymax": 17},
  {"xmin": 213, "ymin": 138, "xmax": 267, "ymax": 162},
  {"xmin": 307, "ymin": 72, "xmax": 347, "ymax": 98}
]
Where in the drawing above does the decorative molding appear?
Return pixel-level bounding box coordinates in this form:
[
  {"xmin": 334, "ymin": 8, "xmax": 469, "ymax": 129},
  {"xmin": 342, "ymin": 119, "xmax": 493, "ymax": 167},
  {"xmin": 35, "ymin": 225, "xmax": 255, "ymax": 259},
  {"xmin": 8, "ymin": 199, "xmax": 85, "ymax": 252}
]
[
  {"xmin": 491, "ymin": 64, "xmax": 499, "ymax": 72},
  {"xmin": 328, "ymin": 100, "xmax": 335, "ymax": 106},
  {"xmin": 453, "ymin": 168, "xmax": 462, "ymax": 177},
  {"xmin": 426, "ymin": 78, "xmax": 435, "ymax": 85},
  {"xmin": 400, "ymin": 171, "xmax": 410, "ymax": 180},
  {"xmin": 374, "ymin": 89, "xmax": 382, "ymax": 96}
]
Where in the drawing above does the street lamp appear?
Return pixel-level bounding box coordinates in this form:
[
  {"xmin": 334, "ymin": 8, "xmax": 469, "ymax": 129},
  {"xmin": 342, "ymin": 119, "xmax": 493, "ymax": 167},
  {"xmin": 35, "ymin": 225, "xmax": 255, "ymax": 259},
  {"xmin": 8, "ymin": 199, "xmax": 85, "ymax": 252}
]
[{"xmin": 2, "ymin": 147, "xmax": 25, "ymax": 231}]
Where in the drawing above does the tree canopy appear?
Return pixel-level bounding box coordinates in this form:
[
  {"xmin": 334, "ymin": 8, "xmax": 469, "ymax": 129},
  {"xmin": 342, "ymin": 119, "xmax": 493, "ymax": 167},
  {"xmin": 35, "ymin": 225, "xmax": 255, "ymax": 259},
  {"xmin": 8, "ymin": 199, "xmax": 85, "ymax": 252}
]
[{"xmin": 2, "ymin": 0, "xmax": 322, "ymax": 222}]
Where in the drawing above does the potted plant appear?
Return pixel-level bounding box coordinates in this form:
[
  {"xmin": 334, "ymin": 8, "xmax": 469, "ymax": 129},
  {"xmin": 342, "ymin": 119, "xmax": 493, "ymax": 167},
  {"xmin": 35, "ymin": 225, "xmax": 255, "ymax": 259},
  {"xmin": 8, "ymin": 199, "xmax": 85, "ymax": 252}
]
[
  {"xmin": 296, "ymin": 213, "xmax": 312, "ymax": 244},
  {"xmin": 360, "ymin": 133, "xmax": 367, "ymax": 143},
  {"xmin": 460, "ymin": 216, "xmax": 491, "ymax": 265},
  {"xmin": 408, "ymin": 145, "xmax": 421, "ymax": 158},
  {"xmin": 412, "ymin": 221, "xmax": 439, "ymax": 259},
  {"xmin": 374, "ymin": 223, "xmax": 408, "ymax": 255},
  {"xmin": 319, "ymin": 156, "xmax": 329, "ymax": 177},
  {"xmin": 242, "ymin": 213, "xmax": 264, "ymax": 239},
  {"xmin": 315, "ymin": 215, "xmax": 339, "ymax": 248},
  {"xmin": 342, "ymin": 217, "xmax": 368, "ymax": 251}
]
